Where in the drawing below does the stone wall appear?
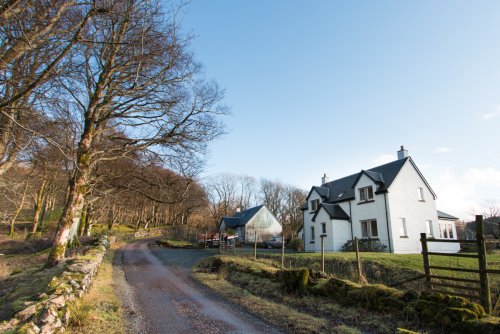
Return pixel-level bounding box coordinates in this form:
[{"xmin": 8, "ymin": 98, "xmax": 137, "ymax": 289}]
[
  {"xmin": 0, "ymin": 236, "xmax": 110, "ymax": 334},
  {"xmin": 133, "ymin": 228, "xmax": 169, "ymax": 238}
]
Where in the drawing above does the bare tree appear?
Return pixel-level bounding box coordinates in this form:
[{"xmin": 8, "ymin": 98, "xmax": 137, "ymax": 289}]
[
  {"xmin": 205, "ymin": 174, "xmax": 239, "ymax": 228},
  {"xmin": 481, "ymin": 200, "xmax": 500, "ymax": 239},
  {"xmin": 237, "ymin": 175, "xmax": 257, "ymax": 211},
  {"xmin": 0, "ymin": 1, "xmax": 98, "ymax": 175},
  {"xmin": 260, "ymin": 178, "xmax": 285, "ymax": 221},
  {"xmin": 282, "ymin": 186, "xmax": 307, "ymax": 236},
  {"xmin": 46, "ymin": 0, "xmax": 226, "ymax": 265}
]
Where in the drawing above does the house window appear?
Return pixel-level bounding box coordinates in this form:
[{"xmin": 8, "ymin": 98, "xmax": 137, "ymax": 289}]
[
  {"xmin": 359, "ymin": 186, "xmax": 374, "ymax": 202},
  {"xmin": 360, "ymin": 219, "xmax": 378, "ymax": 238},
  {"xmin": 310, "ymin": 199, "xmax": 320, "ymax": 212},
  {"xmin": 321, "ymin": 222, "xmax": 326, "ymax": 234},
  {"xmin": 439, "ymin": 222, "xmax": 455, "ymax": 239},
  {"xmin": 400, "ymin": 218, "xmax": 408, "ymax": 237},
  {"xmin": 310, "ymin": 226, "xmax": 315, "ymax": 242},
  {"xmin": 418, "ymin": 187, "xmax": 425, "ymax": 201},
  {"xmin": 425, "ymin": 220, "xmax": 434, "ymax": 238}
]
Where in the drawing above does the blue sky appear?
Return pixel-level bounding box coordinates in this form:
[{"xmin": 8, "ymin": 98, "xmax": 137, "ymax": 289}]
[{"xmin": 177, "ymin": 0, "xmax": 500, "ymax": 220}]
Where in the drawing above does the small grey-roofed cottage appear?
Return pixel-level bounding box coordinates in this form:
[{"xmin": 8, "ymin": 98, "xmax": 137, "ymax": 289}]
[{"xmin": 220, "ymin": 205, "xmax": 282, "ymax": 243}]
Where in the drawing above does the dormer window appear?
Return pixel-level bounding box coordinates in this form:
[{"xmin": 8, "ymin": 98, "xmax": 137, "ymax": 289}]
[
  {"xmin": 310, "ymin": 199, "xmax": 320, "ymax": 212},
  {"xmin": 359, "ymin": 186, "xmax": 374, "ymax": 202}
]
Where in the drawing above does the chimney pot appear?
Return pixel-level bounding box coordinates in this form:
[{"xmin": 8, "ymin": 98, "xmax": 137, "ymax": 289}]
[
  {"xmin": 397, "ymin": 146, "xmax": 409, "ymax": 160},
  {"xmin": 321, "ymin": 173, "xmax": 330, "ymax": 185}
]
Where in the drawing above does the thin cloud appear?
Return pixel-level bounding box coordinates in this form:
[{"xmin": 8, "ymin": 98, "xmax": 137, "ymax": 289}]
[
  {"xmin": 434, "ymin": 147, "xmax": 453, "ymax": 153},
  {"xmin": 482, "ymin": 106, "xmax": 500, "ymax": 120},
  {"xmin": 434, "ymin": 167, "xmax": 500, "ymax": 221}
]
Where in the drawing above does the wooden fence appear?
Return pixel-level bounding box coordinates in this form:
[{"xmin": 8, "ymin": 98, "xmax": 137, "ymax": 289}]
[{"xmin": 420, "ymin": 215, "xmax": 500, "ymax": 314}]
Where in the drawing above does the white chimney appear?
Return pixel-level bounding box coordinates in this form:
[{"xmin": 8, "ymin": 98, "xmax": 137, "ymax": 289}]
[
  {"xmin": 321, "ymin": 173, "xmax": 330, "ymax": 185},
  {"xmin": 397, "ymin": 145, "xmax": 408, "ymax": 160},
  {"xmin": 236, "ymin": 207, "xmax": 241, "ymax": 213}
]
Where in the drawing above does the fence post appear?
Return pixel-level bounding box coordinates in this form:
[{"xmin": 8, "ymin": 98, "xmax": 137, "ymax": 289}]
[
  {"xmin": 476, "ymin": 215, "xmax": 491, "ymax": 314},
  {"xmin": 254, "ymin": 230, "xmax": 257, "ymax": 260},
  {"xmin": 420, "ymin": 233, "xmax": 432, "ymax": 290},
  {"xmin": 354, "ymin": 237, "xmax": 366, "ymax": 284},
  {"xmin": 320, "ymin": 234, "xmax": 326, "ymax": 273},
  {"xmin": 281, "ymin": 232, "xmax": 285, "ymax": 269}
]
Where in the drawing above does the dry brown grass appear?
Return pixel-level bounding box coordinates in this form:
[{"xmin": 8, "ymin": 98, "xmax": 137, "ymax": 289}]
[
  {"xmin": 194, "ymin": 255, "xmax": 433, "ymax": 334},
  {"xmin": 67, "ymin": 243, "xmax": 128, "ymax": 334},
  {"xmin": 193, "ymin": 272, "xmax": 328, "ymax": 333}
]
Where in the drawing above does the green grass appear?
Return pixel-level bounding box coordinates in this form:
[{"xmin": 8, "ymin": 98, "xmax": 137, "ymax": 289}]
[
  {"xmin": 251, "ymin": 250, "xmax": 500, "ymax": 284},
  {"xmin": 92, "ymin": 223, "xmax": 136, "ymax": 237},
  {"xmin": 156, "ymin": 238, "xmax": 195, "ymax": 248}
]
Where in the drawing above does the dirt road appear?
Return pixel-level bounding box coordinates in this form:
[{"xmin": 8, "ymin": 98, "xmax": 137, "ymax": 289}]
[{"xmin": 117, "ymin": 239, "xmax": 282, "ymax": 334}]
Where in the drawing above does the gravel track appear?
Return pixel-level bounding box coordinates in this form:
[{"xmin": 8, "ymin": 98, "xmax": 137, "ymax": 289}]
[{"xmin": 115, "ymin": 239, "xmax": 282, "ymax": 334}]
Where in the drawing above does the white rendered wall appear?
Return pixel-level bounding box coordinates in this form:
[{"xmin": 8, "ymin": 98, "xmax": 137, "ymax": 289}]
[
  {"xmin": 350, "ymin": 174, "xmax": 391, "ymax": 251},
  {"xmin": 303, "ymin": 190, "xmax": 323, "ymax": 252},
  {"xmin": 386, "ymin": 161, "xmax": 458, "ymax": 253}
]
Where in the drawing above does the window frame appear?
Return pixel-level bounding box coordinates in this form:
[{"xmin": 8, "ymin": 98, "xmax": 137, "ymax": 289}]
[
  {"xmin": 438, "ymin": 222, "xmax": 455, "ymax": 239},
  {"xmin": 418, "ymin": 187, "xmax": 425, "ymax": 202},
  {"xmin": 310, "ymin": 199, "xmax": 320, "ymax": 212},
  {"xmin": 321, "ymin": 222, "xmax": 326, "ymax": 234},
  {"xmin": 360, "ymin": 219, "xmax": 378, "ymax": 238},
  {"xmin": 399, "ymin": 218, "xmax": 408, "ymax": 237},
  {"xmin": 425, "ymin": 220, "xmax": 434, "ymax": 238},
  {"xmin": 359, "ymin": 186, "xmax": 374, "ymax": 203},
  {"xmin": 310, "ymin": 226, "xmax": 315, "ymax": 242}
]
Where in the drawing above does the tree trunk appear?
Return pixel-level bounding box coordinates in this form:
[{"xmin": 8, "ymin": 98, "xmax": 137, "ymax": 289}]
[
  {"xmin": 30, "ymin": 179, "xmax": 48, "ymax": 239},
  {"xmin": 83, "ymin": 204, "xmax": 92, "ymax": 237},
  {"xmin": 78, "ymin": 203, "xmax": 87, "ymax": 236},
  {"xmin": 47, "ymin": 126, "xmax": 93, "ymax": 266},
  {"xmin": 9, "ymin": 181, "xmax": 29, "ymax": 236}
]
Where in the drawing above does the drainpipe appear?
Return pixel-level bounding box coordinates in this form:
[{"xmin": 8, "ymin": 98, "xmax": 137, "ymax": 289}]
[
  {"xmin": 349, "ymin": 200, "xmax": 353, "ymax": 239},
  {"xmin": 384, "ymin": 193, "xmax": 392, "ymax": 253}
]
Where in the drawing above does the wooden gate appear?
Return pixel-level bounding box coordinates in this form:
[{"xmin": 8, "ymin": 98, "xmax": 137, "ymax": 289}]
[{"xmin": 420, "ymin": 215, "xmax": 500, "ymax": 314}]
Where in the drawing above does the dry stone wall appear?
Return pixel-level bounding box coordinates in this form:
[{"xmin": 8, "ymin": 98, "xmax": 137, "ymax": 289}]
[{"xmin": 0, "ymin": 236, "xmax": 110, "ymax": 334}]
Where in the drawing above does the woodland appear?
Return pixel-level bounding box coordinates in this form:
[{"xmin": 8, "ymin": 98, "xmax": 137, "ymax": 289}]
[{"xmin": 0, "ymin": 0, "xmax": 306, "ymax": 266}]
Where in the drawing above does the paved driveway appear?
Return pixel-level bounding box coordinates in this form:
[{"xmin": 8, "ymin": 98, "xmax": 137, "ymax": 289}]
[{"xmin": 118, "ymin": 239, "xmax": 282, "ymax": 334}]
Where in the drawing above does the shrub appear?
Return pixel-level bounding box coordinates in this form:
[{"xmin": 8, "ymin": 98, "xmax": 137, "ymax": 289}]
[
  {"xmin": 341, "ymin": 238, "xmax": 387, "ymax": 252},
  {"xmin": 288, "ymin": 238, "xmax": 304, "ymax": 251}
]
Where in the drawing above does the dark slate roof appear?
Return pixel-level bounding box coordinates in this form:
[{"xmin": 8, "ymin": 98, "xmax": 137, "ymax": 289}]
[
  {"xmin": 306, "ymin": 186, "xmax": 329, "ymax": 200},
  {"xmin": 318, "ymin": 158, "xmax": 410, "ymax": 203},
  {"xmin": 437, "ymin": 210, "xmax": 458, "ymax": 220},
  {"xmin": 312, "ymin": 203, "xmax": 350, "ymax": 222},
  {"xmin": 300, "ymin": 202, "xmax": 308, "ymax": 211},
  {"xmin": 220, "ymin": 205, "xmax": 265, "ymax": 228}
]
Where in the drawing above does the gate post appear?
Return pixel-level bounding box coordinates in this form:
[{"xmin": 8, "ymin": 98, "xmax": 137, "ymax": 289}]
[
  {"xmin": 420, "ymin": 233, "xmax": 432, "ymax": 290},
  {"xmin": 476, "ymin": 215, "xmax": 491, "ymax": 314}
]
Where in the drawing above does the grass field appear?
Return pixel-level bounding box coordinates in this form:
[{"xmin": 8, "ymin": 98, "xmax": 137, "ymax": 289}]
[
  {"xmin": 248, "ymin": 250, "xmax": 500, "ymax": 280},
  {"xmin": 231, "ymin": 248, "xmax": 500, "ymax": 312}
]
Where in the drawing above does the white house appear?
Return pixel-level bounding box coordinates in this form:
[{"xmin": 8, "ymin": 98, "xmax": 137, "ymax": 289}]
[
  {"xmin": 220, "ymin": 205, "xmax": 282, "ymax": 243},
  {"xmin": 302, "ymin": 147, "xmax": 460, "ymax": 254}
]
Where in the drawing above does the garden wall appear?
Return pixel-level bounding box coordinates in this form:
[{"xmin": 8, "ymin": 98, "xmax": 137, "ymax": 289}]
[{"xmin": 0, "ymin": 236, "xmax": 110, "ymax": 334}]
